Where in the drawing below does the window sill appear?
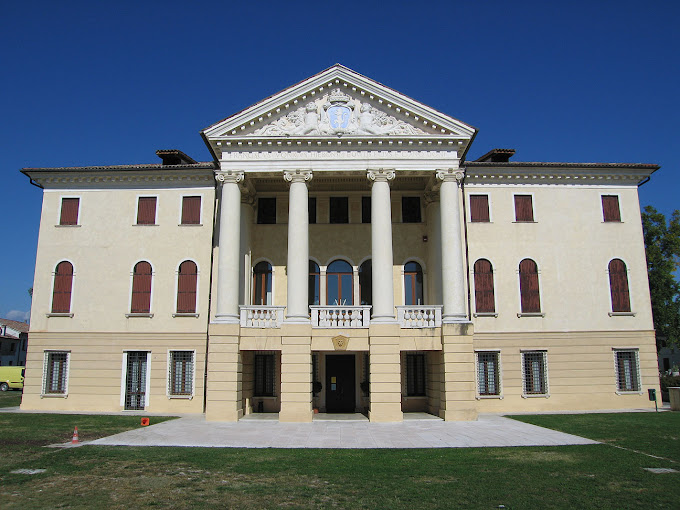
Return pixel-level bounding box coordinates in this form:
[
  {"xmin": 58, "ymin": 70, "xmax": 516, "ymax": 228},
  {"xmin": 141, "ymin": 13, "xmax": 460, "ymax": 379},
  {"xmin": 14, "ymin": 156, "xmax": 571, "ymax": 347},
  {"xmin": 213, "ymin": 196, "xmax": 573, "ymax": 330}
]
[
  {"xmin": 172, "ymin": 313, "xmax": 199, "ymax": 318},
  {"xmin": 54, "ymin": 224, "xmax": 81, "ymax": 228},
  {"xmin": 132, "ymin": 224, "xmax": 158, "ymax": 227},
  {"xmin": 168, "ymin": 394, "xmax": 193, "ymax": 400},
  {"xmin": 46, "ymin": 313, "xmax": 74, "ymax": 318},
  {"xmin": 41, "ymin": 393, "xmax": 68, "ymax": 398},
  {"xmin": 125, "ymin": 313, "xmax": 154, "ymax": 318},
  {"xmin": 609, "ymin": 311, "xmax": 636, "ymax": 317},
  {"xmin": 512, "ymin": 221, "xmax": 537, "ymax": 223},
  {"xmin": 253, "ymin": 395, "xmax": 277, "ymax": 399},
  {"xmin": 474, "ymin": 312, "xmax": 498, "ymax": 318},
  {"xmin": 517, "ymin": 312, "xmax": 545, "ymax": 318},
  {"xmin": 469, "ymin": 220, "xmax": 492, "ymax": 224},
  {"xmin": 615, "ymin": 390, "xmax": 642, "ymax": 396},
  {"xmin": 476, "ymin": 394, "xmax": 503, "ymax": 400},
  {"xmin": 602, "ymin": 220, "xmax": 623, "ymax": 223},
  {"xmin": 178, "ymin": 224, "xmax": 203, "ymax": 227},
  {"xmin": 522, "ymin": 393, "xmax": 550, "ymax": 399}
]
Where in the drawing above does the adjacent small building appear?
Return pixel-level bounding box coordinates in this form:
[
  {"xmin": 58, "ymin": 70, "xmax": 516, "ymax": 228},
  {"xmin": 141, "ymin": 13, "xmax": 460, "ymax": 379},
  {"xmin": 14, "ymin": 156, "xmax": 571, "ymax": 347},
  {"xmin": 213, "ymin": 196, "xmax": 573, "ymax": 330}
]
[
  {"xmin": 20, "ymin": 65, "xmax": 660, "ymax": 421},
  {"xmin": 0, "ymin": 318, "xmax": 29, "ymax": 367}
]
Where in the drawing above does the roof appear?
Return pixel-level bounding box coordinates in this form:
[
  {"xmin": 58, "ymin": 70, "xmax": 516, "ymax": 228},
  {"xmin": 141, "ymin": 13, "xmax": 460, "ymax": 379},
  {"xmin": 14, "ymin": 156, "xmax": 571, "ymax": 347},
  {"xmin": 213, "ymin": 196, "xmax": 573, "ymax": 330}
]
[
  {"xmin": 0, "ymin": 318, "xmax": 29, "ymax": 333},
  {"xmin": 22, "ymin": 162, "xmax": 215, "ymax": 173},
  {"xmin": 466, "ymin": 161, "xmax": 660, "ymax": 170}
]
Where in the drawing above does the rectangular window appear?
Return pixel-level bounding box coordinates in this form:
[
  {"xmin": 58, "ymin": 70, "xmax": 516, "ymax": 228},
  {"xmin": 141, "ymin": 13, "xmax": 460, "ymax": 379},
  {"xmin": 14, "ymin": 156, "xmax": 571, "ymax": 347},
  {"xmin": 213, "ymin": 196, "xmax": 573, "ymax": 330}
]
[
  {"xmin": 602, "ymin": 195, "xmax": 621, "ymax": 222},
  {"xmin": 257, "ymin": 198, "xmax": 276, "ymax": 224},
  {"xmin": 254, "ymin": 353, "xmax": 275, "ymax": 396},
  {"xmin": 59, "ymin": 198, "xmax": 80, "ymax": 225},
  {"xmin": 308, "ymin": 197, "xmax": 317, "ymax": 224},
  {"xmin": 362, "ymin": 196, "xmax": 371, "ymax": 223},
  {"xmin": 43, "ymin": 351, "xmax": 69, "ymax": 395},
  {"xmin": 137, "ymin": 197, "xmax": 157, "ymax": 225},
  {"xmin": 470, "ymin": 195, "xmax": 490, "ymax": 222},
  {"xmin": 401, "ymin": 197, "xmax": 422, "ymax": 223},
  {"xmin": 522, "ymin": 351, "xmax": 548, "ymax": 396},
  {"xmin": 181, "ymin": 196, "xmax": 201, "ymax": 225},
  {"xmin": 406, "ymin": 353, "xmax": 426, "ymax": 396},
  {"xmin": 514, "ymin": 195, "xmax": 534, "ymax": 222},
  {"xmin": 615, "ymin": 349, "xmax": 640, "ymax": 392},
  {"xmin": 329, "ymin": 197, "xmax": 349, "ymax": 224},
  {"xmin": 168, "ymin": 351, "xmax": 194, "ymax": 396},
  {"xmin": 477, "ymin": 352, "xmax": 500, "ymax": 396}
]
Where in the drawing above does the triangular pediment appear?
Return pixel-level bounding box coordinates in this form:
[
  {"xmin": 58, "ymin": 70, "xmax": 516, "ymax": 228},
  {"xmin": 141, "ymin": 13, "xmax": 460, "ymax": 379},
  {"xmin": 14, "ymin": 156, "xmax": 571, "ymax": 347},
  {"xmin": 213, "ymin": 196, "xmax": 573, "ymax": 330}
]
[{"xmin": 203, "ymin": 65, "xmax": 476, "ymax": 143}]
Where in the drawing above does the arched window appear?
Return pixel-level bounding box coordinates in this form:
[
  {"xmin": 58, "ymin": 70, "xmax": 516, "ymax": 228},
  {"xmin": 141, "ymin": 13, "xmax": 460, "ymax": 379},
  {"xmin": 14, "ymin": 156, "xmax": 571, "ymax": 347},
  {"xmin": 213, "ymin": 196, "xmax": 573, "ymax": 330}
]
[
  {"xmin": 177, "ymin": 261, "xmax": 198, "ymax": 313},
  {"xmin": 609, "ymin": 259, "xmax": 631, "ymax": 312},
  {"xmin": 131, "ymin": 261, "xmax": 153, "ymax": 313},
  {"xmin": 404, "ymin": 261, "xmax": 423, "ymax": 306},
  {"xmin": 309, "ymin": 261, "xmax": 320, "ymax": 306},
  {"xmin": 252, "ymin": 261, "xmax": 272, "ymax": 305},
  {"xmin": 474, "ymin": 259, "xmax": 495, "ymax": 313},
  {"xmin": 52, "ymin": 261, "xmax": 74, "ymax": 313},
  {"xmin": 359, "ymin": 259, "xmax": 372, "ymax": 305},
  {"xmin": 519, "ymin": 259, "xmax": 540, "ymax": 313},
  {"xmin": 327, "ymin": 260, "xmax": 353, "ymax": 305}
]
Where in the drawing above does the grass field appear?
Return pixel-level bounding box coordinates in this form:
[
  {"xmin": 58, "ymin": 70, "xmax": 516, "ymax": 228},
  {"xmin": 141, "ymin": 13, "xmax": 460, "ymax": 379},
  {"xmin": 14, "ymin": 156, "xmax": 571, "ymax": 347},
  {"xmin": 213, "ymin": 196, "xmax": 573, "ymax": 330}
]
[
  {"xmin": 1, "ymin": 412, "xmax": 679, "ymax": 509},
  {"xmin": 0, "ymin": 390, "xmax": 22, "ymax": 408}
]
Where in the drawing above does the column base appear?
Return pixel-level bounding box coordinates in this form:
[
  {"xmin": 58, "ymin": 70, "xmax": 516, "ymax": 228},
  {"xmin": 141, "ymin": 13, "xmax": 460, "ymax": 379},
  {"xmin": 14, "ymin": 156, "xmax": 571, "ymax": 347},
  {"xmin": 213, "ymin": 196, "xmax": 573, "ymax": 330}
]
[
  {"xmin": 212, "ymin": 314, "xmax": 240, "ymax": 324},
  {"xmin": 279, "ymin": 403, "xmax": 313, "ymax": 422},
  {"xmin": 369, "ymin": 403, "xmax": 403, "ymax": 422},
  {"xmin": 284, "ymin": 316, "xmax": 311, "ymax": 325},
  {"xmin": 439, "ymin": 407, "xmax": 478, "ymax": 421},
  {"xmin": 371, "ymin": 316, "xmax": 398, "ymax": 324}
]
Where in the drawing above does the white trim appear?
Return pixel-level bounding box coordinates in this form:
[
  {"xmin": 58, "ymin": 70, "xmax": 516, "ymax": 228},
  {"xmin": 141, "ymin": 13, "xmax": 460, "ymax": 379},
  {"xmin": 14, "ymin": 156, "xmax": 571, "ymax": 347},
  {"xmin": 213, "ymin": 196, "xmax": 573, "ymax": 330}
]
[
  {"xmin": 470, "ymin": 257, "xmax": 497, "ymax": 317},
  {"xmin": 48, "ymin": 259, "xmax": 76, "ymax": 316},
  {"xmin": 474, "ymin": 349, "xmax": 503, "ymax": 399},
  {"xmin": 174, "ymin": 259, "xmax": 200, "ymax": 315},
  {"xmin": 128, "ymin": 260, "xmax": 155, "ymax": 315},
  {"xmin": 120, "ymin": 350, "xmax": 152, "ymax": 409},
  {"xmin": 119, "ymin": 352, "xmax": 127, "ymax": 407},
  {"xmin": 467, "ymin": 193, "xmax": 492, "ymax": 223},
  {"xmin": 57, "ymin": 195, "xmax": 81, "ymax": 226},
  {"xmin": 134, "ymin": 194, "xmax": 159, "ymax": 225},
  {"xmin": 166, "ymin": 349, "xmax": 196, "ymax": 399},
  {"xmin": 179, "ymin": 193, "xmax": 204, "ymax": 226},
  {"xmin": 599, "ymin": 192, "xmax": 624, "ymax": 223},
  {"xmin": 512, "ymin": 192, "xmax": 537, "ymax": 223},
  {"xmin": 520, "ymin": 349, "xmax": 550, "ymax": 398},
  {"xmin": 41, "ymin": 350, "xmax": 70, "ymax": 397}
]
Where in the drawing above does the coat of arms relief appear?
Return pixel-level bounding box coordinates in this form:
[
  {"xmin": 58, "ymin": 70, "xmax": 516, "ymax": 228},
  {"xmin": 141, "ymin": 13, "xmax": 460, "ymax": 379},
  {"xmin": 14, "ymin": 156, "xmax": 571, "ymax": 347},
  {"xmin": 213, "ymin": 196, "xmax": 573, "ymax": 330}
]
[{"xmin": 251, "ymin": 89, "xmax": 427, "ymax": 137}]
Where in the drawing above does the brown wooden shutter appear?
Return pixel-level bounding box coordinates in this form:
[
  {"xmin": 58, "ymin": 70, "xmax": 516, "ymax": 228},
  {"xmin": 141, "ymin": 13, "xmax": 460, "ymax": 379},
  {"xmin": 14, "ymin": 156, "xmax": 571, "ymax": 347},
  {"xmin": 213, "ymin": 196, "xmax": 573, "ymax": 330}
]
[
  {"xmin": 602, "ymin": 196, "xmax": 621, "ymax": 222},
  {"xmin": 60, "ymin": 198, "xmax": 80, "ymax": 225},
  {"xmin": 609, "ymin": 259, "xmax": 631, "ymax": 312},
  {"xmin": 137, "ymin": 197, "xmax": 157, "ymax": 225},
  {"xmin": 181, "ymin": 196, "xmax": 201, "ymax": 225},
  {"xmin": 131, "ymin": 261, "xmax": 152, "ymax": 313},
  {"xmin": 519, "ymin": 259, "xmax": 541, "ymax": 313},
  {"xmin": 177, "ymin": 261, "xmax": 198, "ymax": 313},
  {"xmin": 514, "ymin": 195, "xmax": 534, "ymax": 222},
  {"xmin": 474, "ymin": 259, "xmax": 495, "ymax": 313},
  {"xmin": 51, "ymin": 261, "xmax": 74, "ymax": 313},
  {"xmin": 470, "ymin": 195, "xmax": 490, "ymax": 222}
]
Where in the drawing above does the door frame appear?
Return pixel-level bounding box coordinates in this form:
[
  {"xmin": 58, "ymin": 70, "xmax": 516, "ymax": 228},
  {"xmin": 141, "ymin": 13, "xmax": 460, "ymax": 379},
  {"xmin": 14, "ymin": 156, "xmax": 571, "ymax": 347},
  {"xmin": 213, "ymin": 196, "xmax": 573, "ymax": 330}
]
[{"xmin": 324, "ymin": 353, "xmax": 357, "ymax": 413}]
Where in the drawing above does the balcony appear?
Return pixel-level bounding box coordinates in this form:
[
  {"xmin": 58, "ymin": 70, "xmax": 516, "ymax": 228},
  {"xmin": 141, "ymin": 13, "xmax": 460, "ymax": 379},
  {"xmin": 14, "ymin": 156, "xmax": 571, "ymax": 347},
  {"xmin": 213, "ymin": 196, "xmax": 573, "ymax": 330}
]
[
  {"xmin": 239, "ymin": 306, "xmax": 285, "ymax": 328},
  {"xmin": 396, "ymin": 305, "xmax": 443, "ymax": 328},
  {"xmin": 310, "ymin": 306, "xmax": 371, "ymax": 328}
]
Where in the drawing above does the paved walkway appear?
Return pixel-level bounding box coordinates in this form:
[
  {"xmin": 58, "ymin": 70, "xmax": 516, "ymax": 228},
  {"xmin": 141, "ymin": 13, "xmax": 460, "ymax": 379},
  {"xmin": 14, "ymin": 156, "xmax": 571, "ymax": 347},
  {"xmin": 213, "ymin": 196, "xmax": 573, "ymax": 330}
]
[{"xmin": 89, "ymin": 414, "xmax": 598, "ymax": 449}]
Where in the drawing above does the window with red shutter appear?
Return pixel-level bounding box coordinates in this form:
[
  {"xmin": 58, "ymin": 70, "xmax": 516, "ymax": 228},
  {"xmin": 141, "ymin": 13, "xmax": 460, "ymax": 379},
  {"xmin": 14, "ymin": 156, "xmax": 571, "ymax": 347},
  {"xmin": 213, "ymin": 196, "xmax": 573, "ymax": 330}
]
[
  {"xmin": 176, "ymin": 260, "xmax": 198, "ymax": 313},
  {"xmin": 602, "ymin": 195, "xmax": 621, "ymax": 222},
  {"xmin": 137, "ymin": 197, "xmax": 157, "ymax": 225},
  {"xmin": 59, "ymin": 198, "xmax": 80, "ymax": 225},
  {"xmin": 474, "ymin": 259, "xmax": 495, "ymax": 313},
  {"xmin": 519, "ymin": 259, "xmax": 541, "ymax": 313},
  {"xmin": 181, "ymin": 196, "xmax": 201, "ymax": 225},
  {"xmin": 470, "ymin": 195, "xmax": 490, "ymax": 222},
  {"xmin": 51, "ymin": 261, "xmax": 74, "ymax": 313},
  {"xmin": 514, "ymin": 195, "xmax": 534, "ymax": 222},
  {"xmin": 609, "ymin": 259, "xmax": 631, "ymax": 312},
  {"xmin": 131, "ymin": 261, "xmax": 152, "ymax": 313}
]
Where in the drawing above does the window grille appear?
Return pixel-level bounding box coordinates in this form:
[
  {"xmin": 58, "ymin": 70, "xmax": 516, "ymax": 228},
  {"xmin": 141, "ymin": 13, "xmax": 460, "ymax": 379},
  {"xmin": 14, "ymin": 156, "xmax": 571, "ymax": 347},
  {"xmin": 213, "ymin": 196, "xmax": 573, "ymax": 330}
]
[
  {"xmin": 470, "ymin": 195, "xmax": 490, "ymax": 222},
  {"xmin": 406, "ymin": 353, "xmax": 426, "ymax": 396},
  {"xmin": 169, "ymin": 351, "xmax": 194, "ymax": 396},
  {"xmin": 181, "ymin": 196, "xmax": 201, "ymax": 225},
  {"xmin": 615, "ymin": 350, "xmax": 640, "ymax": 392},
  {"xmin": 254, "ymin": 353, "xmax": 275, "ymax": 396},
  {"xmin": 59, "ymin": 197, "xmax": 79, "ymax": 225},
  {"xmin": 43, "ymin": 351, "xmax": 69, "ymax": 394},
  {"xmin": 125, "ymin": 351, "xmax": 148, "ymax": 410},
  {"xmin": 477, "ymin": 352, "xmax": 500, "ymax": 396},
  {"xmin": 522, "ymin": 351, "xmax": 548, "ymax": 395}
]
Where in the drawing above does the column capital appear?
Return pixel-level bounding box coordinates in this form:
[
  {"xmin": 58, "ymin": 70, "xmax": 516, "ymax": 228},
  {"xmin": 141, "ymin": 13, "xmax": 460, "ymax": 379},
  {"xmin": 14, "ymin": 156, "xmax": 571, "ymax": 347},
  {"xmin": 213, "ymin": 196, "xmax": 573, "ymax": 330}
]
[
  {"xmin": 215, "ymin": 171, "xmax": 244, "ymax": 185},
  {"xmin": 367, "ymin": 169, "xmax": 396, "ymax": 183},
  {"xmin": 435, "ymin": 169, "xmax": 465, "ymax": 183},
  {"xmin": 283, "ymin": 169, "xmax": 313, "ymax": 184}
]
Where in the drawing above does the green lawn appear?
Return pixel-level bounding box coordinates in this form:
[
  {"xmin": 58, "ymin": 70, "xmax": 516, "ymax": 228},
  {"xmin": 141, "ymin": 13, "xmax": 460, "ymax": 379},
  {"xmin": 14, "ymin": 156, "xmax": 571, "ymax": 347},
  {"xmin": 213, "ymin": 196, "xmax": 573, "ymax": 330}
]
[
  {"xmin": 0, "ymin": 390, "xmax": 22, "ymax": 408},
  {"xmin": 0, "ymin": 412, "xmax": 679, "ymax": 509}
]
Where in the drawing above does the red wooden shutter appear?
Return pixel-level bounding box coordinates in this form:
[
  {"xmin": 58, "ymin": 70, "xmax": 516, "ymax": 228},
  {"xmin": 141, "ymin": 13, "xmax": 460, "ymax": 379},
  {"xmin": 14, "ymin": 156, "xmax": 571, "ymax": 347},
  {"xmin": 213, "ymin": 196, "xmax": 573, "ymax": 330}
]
[
  {"xmin": 181, "ymin": 196, "xmax": 201, "ymax": 225},
  {"xmin": 51, "ymin": 261, "xmax": 74, "ymax": 313},
  {"xmin": 514, "ymin": 195, "xmax": 534, "ymax": 222},
  {"xmin": 602, "ymin": 196, "xmax": 621, "ymax": 222},
  {"xmin": 177, "ymin": 261, "xmax": 198, "ymax": 313},
  {"xmin": 609, "ymin": 259, "xmax": 631, "ymax": 312},
  {"xmin": 474, "ymin": 259, "xmax": 495, "ymax": 313},
  {"xmin": 60, "ymin": 198, "xmax": 79, "ymax": 225},
  {"xmin": 470, "ymin": 195, "xmax": 490, "ymax": 222},
  {"xmin": 519, "ymin": 259, "xmax": 541, "ymax": 313},
  {"xmin": 137, "ymin": 197, "xmax": 157, "ymax": 225},
  {"xmin": 131, "ymin": 261, "xmax": 152, "ymax": 313}
]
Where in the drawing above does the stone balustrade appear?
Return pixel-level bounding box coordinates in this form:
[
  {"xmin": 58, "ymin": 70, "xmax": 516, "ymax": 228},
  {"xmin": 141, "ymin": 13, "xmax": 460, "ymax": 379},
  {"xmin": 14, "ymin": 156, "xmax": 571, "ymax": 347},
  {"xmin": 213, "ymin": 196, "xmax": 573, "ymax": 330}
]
[
  {"xmin": 396, "ymin": 305, "xmax": 443, "ymax": 328},
  {"xmin": 310, "ymin": 306, "xmax": 371, "ymax": 328},
  {"xmin": 239, "ymin": 306, "xmax": 285, "ymax": 328}
]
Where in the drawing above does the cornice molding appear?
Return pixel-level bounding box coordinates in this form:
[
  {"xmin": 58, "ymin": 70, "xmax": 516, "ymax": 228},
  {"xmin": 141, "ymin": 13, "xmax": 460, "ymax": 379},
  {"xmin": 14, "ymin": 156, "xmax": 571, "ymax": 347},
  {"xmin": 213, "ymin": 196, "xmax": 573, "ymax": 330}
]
[
  {"xmin": 30, "ymin": 172, "xmax": 214, "ymax": 188},
  {"xmin": 464, "ymin": 166, "xmax": 654, "ymax": 185}
]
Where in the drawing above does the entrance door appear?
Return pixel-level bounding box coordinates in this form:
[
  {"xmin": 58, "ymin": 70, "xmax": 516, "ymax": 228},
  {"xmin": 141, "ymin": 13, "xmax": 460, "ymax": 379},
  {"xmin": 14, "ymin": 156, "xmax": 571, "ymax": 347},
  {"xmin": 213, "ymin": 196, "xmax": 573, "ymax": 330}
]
[
  {"xmin": 125, "ymin": 351, "xmax": 148, "ymax": 410},
  {"xmin": 325, "ymin": 354, "xmax": 355, "ymax": 413}
]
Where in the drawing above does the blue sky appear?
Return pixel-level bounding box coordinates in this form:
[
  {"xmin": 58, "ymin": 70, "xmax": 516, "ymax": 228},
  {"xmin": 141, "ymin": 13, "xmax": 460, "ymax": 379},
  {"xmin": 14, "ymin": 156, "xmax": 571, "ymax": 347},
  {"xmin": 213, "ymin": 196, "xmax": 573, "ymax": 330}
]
[{"xmin": 1, "ymin": 1, "xmax": 678, "ymax": 322}]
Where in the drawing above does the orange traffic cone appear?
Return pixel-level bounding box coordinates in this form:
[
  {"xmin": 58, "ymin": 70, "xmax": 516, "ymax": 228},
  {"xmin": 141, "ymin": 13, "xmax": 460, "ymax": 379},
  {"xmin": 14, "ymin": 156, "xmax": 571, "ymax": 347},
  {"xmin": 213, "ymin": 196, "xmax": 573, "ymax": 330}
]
[
  {"xmin": 141, "ymin": 417, "xmax": 150, "ymax": 426},
  {"xmin": 71, "ymin": 426, "xmax": 79, "ymax": 445}
]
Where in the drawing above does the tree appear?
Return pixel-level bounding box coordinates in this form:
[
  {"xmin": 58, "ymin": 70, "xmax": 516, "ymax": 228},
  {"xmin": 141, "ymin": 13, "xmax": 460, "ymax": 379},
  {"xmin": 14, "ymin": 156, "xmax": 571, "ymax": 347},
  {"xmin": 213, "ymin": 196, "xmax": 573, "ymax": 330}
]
[{"xmin": 641, "ymin": 206, "xmax": 680, "ymax": 350}]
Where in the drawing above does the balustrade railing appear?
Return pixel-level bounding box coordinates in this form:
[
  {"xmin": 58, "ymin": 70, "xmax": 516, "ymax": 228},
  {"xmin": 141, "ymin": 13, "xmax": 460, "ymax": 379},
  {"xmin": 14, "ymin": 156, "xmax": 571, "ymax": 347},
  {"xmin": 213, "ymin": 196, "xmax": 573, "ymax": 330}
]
[
  {"xmin": 239, "ymin": 306, "xmax": 285, "ymax": 328},
  {"xmin": 310, "ymin": 306, "xmax": 371, "ymax": 328},
  {"xmin": 396, "ymin": 305, "xmax": 443, "ymax": 328}
]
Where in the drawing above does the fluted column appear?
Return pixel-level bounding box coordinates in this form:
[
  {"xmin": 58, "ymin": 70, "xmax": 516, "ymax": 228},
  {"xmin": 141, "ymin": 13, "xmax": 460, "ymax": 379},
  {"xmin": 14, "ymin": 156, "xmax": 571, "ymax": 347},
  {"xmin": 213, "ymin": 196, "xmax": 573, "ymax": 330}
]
[
  {"xmin": 367, "ymin": 169, "xmax": 396, "ymax": 323},
  {"xmin": 214, "ymin": 171, "xmax": 244, "ymax": 323},
  {"xmin": 284, "ymin": 170, "xmax": 313, "ymax": 322},
  {"xmin": 437, "ymin": 169, "xmax": 467, "ymax": 323}
]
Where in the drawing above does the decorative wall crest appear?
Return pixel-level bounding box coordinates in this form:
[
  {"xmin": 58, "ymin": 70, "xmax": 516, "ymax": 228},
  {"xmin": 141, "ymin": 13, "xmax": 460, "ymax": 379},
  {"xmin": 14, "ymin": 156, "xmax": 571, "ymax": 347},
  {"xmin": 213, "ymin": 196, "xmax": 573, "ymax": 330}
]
[{"xmin": 332, "ymin": 335, "xmax": 349, "ymax": 351}]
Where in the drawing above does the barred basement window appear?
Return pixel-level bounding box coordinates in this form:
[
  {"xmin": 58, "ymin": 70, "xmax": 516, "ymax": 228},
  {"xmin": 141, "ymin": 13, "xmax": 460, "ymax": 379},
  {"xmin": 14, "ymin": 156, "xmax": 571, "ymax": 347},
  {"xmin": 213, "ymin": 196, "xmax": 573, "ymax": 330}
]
[
  {"xmin": 615, "ymin": 349, "xmax": 640, "ymax": 392},
  {"xmin": 254, "ymin": 353, "xmax": 275, "ymax": 397},
  {"xmin": 522, "ymin": 351, "xmax": 548, "ymax": 396},
  {"xmin": 477, "ymin": 352, "xmax": 500, "ymax": 396},
  {"xmin": 43, "ymin": 351, "xmax": 69, "ymax": 395},
  {"xmin": 406, "ymin": 353, "xmax": 426, "ymax": 396},
  {"xmin": 169, "ymin": 351, "xmax": 194, "ymax": 396}
]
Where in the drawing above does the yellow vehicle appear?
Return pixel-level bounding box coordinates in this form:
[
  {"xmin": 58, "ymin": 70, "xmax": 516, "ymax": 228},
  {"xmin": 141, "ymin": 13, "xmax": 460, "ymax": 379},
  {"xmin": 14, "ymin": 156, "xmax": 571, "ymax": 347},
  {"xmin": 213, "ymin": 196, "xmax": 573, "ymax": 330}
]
[{"xmin": 0, "ymin": 366, "xmax": 25, "ymax": 391}]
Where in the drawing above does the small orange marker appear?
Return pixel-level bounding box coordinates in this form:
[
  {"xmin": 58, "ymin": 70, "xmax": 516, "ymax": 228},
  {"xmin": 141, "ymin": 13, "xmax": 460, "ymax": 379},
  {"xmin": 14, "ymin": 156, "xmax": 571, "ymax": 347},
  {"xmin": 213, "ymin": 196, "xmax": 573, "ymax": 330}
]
[
  {"xmin": 141, "ymin": 417, "xmax": 150, "ymax": 426},
  {"xmin": 71, "ymin": 426, "xmax": 79, "ymax": 444}
]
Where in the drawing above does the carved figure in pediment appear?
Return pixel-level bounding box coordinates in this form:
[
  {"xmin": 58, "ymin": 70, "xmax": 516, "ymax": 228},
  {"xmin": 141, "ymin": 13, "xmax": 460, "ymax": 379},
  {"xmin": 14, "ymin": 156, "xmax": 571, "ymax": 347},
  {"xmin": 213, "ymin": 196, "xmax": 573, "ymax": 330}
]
[
  {"xmin": 292, "ymin": 103, "xmax": 321, "ymax": 135},
  {"xmin": 357, "ymin": 102, "xmax": 427, "ymax": 136}
]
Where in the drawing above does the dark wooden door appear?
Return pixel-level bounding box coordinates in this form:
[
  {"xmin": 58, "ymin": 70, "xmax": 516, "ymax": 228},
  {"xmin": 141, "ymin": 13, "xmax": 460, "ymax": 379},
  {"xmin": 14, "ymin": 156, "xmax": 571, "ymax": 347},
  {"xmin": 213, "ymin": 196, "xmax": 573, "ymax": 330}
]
[{"xmin": 326, "ymin": 355, "xmax": 356, "ymax": 413}]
